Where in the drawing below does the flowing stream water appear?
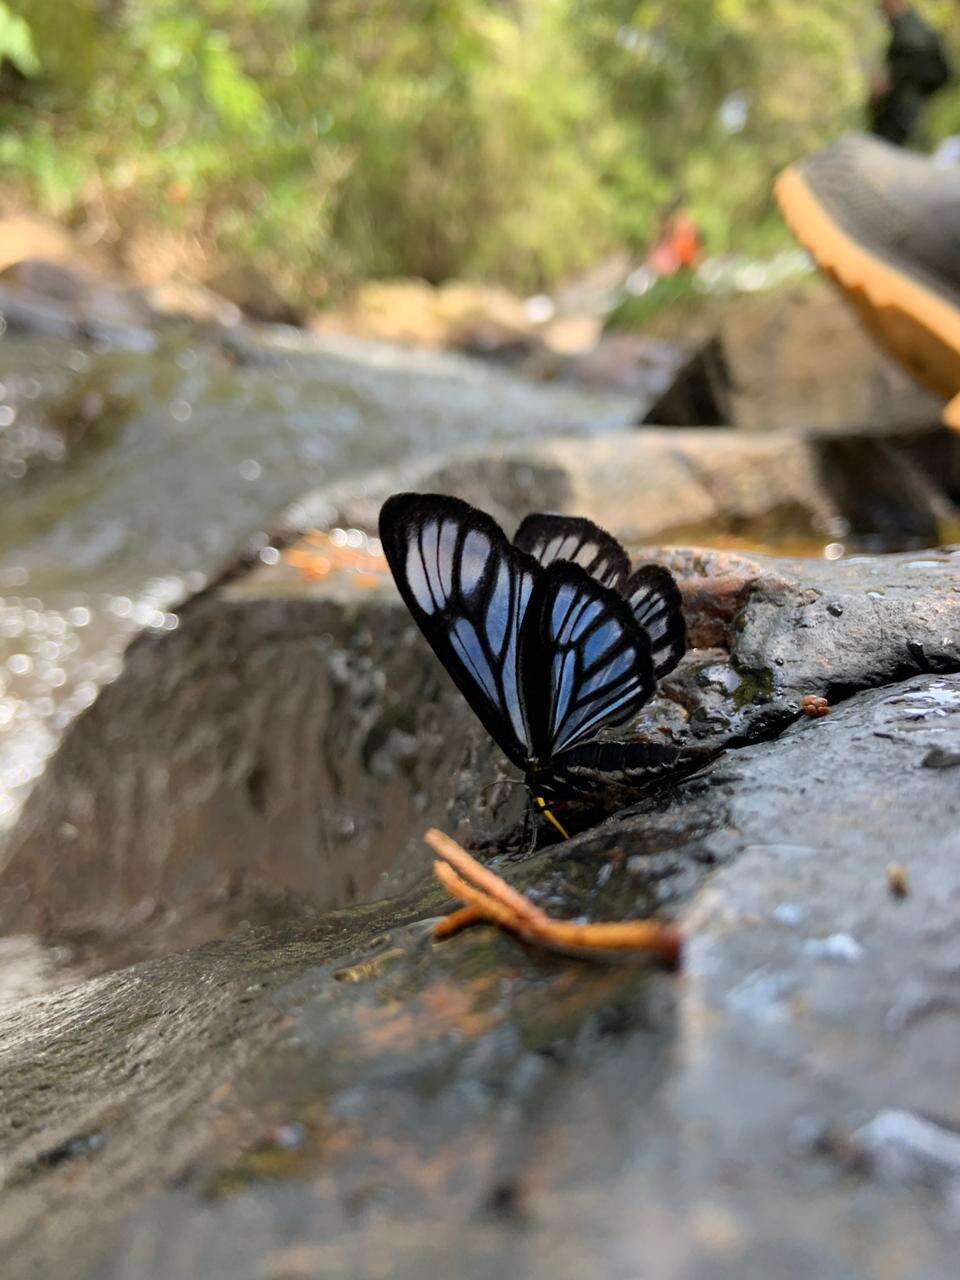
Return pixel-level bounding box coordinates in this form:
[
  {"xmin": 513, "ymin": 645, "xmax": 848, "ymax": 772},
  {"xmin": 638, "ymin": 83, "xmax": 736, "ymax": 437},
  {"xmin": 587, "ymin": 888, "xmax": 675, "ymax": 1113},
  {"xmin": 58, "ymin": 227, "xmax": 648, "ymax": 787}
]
[{"xmin": 0, "ymin": 324, "xmax": 641, "ymax": 833}]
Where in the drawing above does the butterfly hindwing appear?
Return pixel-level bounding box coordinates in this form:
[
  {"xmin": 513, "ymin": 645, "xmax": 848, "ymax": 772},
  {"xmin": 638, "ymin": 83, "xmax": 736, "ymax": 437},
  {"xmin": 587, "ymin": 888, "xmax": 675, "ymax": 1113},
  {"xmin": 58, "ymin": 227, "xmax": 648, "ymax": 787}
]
[
  {"xmin": 513, "ymin": 513, "xmax": 630, "ymax": 590},
  {"xmin": 523, "ymin": 561, "xmax": 657, "ymax": 764},
  {"xmin": 624, "ymin": 564, "xmax": 687, "ymax": 679},
  {"xmin": 379, "ymin": 492, "xmax": 539, "ymax": 769},
  {"xmin": 516, "ymin": 514, "xmax": 686, "ymax": 678}
]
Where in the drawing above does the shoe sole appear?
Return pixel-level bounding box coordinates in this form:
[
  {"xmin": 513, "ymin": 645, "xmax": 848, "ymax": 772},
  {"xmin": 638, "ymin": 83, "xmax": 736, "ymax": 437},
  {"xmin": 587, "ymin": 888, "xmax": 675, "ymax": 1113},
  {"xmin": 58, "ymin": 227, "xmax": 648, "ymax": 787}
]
[{"xmin": 775, "ymin": 165, "xmax": 960, "ymax": 429}]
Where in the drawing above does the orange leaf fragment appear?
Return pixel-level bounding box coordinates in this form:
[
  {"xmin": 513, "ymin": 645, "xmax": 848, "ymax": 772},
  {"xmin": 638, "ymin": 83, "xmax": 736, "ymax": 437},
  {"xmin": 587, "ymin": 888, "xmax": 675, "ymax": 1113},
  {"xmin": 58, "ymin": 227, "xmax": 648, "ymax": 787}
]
[{"xmin": 801, "ymin": 695, "xmax": 830, "ymax": 719}]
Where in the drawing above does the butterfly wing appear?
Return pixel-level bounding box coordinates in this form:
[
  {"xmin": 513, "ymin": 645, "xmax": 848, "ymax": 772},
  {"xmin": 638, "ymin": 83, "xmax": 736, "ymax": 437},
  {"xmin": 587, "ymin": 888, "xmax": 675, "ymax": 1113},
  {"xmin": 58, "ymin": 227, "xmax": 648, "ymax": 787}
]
[
  {"xmin": 624, "ymin": 565, "xmax": 687, "ymax": 679},
  {"xmin": 522, "ymin": 561, "xmax": 657, "ymax": 764},
  {"xmin": 513, "ymin": 513, "xmax": 629, "ymax": 590},
  {"xmin": 515, "ymin": 515, "xmax": 686, "ymax": 678},
  {"xmin": 379, "ymin": 492, "xmax": 538, "ymax": 769}
]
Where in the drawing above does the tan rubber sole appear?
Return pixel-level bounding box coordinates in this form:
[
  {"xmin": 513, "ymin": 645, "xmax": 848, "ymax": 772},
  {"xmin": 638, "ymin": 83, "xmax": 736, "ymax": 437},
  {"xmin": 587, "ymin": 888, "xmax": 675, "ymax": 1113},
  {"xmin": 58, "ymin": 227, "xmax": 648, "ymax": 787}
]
[{"xmin": 775, "ymin": 165, "xmax": 960, "ymax": 429}]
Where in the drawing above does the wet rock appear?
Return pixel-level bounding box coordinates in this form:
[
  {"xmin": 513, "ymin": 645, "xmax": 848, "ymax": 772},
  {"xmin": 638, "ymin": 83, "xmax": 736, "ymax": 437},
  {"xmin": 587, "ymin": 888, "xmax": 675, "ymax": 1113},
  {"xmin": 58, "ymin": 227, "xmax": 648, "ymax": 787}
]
[
  {"xmin": 3, "ymin": 676, "xmax": 960, "ymax": 1276},
  {"xmin": 4, "ymin": 531, "xmax": 960, "ymax": 957},
  {"xmin": 3, "ymin": 420, "xmax": 960, "ymax": 1274},
  {"xmin": 923, "ymin": 745, "xmax": 960, "ymax": 769},
  {"xmin": 0, "ymin": 578, "xmax": 521, "ymax": 950},
  {"xmin": 639, "ymin": 335, "xmax": 734, "ymax": 426},
  {"xmin": 0, "ymin": 257, "xmax": 155, "ymax": 331},
  {"xmin": 662, "ymin": 547, "xmax": 960, "ymax": 745},
  {"xmin": 0, "ymin": 258, "xmax": 95, "ymax": 304},
  {"xmin": 644, "ymin": 282, "xmax": 946, "ymax": 431},
  {"xmin": 285, "ymin": 426, "xmax": 957, "ymax": 553},
  {"xmin": 0, "ymin": 265, "xmax": 157, "ymax": 351},
  {"xmin": 0, "ymin": 281, "xmax": 80, "ymax": 340}
]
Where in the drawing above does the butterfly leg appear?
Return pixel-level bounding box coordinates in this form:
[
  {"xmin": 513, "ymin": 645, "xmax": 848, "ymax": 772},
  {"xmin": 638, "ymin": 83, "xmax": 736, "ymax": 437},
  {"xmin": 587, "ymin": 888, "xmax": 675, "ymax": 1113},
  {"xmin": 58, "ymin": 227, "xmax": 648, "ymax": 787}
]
[{"xmin": 519, "ymin": 799, "xmax": 536, "ymax": 855}]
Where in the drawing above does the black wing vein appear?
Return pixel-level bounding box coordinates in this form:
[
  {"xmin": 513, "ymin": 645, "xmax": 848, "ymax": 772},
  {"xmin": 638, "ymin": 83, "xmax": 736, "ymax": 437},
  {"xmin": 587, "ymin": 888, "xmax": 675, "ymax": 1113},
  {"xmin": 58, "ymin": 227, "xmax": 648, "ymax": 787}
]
[{"xmin": 624, "ymin": 564, "xmax": 686, "ymax": 679}]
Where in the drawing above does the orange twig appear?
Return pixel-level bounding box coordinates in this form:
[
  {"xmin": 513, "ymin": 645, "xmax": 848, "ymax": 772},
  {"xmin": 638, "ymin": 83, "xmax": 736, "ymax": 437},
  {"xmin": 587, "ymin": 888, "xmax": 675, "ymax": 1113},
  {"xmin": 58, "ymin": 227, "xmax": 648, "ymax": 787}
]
[
  {"xmin": 433, "ymin": 904, "xmax": 486, "ymax": 940},
  {"xmin": 425, "ymin": 828, "xmax": 548, "ymax": 929},
  {"xmin": 433, "ymin": 861, "xmax": 527, "ymax": 933},
  {"xmin": 426, "ymin": 828, "xmax": 682, "ymax": 968},
  {"xmin": 523, "ymin": 918, "xmax": 682, "ymax": 967}
]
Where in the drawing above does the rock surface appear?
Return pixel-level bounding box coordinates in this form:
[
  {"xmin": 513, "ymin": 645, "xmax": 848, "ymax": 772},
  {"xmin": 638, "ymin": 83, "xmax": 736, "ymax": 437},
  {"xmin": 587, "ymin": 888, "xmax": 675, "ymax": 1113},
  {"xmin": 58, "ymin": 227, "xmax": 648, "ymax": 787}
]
[
  {"xmin": 0, "ymin": 576, "xmax": 517, "ymax": 952},
  {"xmin": 285, "ymin": 425, "xmax": 960, "ymax": 553},
  {"xmin": 0, "ymin": 255, "xmax": 242, "ymax": 344},
  {"xmin": 5, "ymin": 535, "xmax": 960, "ymax": 952},
  {"xmin": 4, "ymin": 457, "xmax": 960, "ymax": 1275},
  {"xmin": 642, "ymin": 282, "xmax": 946, "ymax": 432},
  {"xmin": 2, "ymin": 657, "xmax": 960, "ymax": 1277}
]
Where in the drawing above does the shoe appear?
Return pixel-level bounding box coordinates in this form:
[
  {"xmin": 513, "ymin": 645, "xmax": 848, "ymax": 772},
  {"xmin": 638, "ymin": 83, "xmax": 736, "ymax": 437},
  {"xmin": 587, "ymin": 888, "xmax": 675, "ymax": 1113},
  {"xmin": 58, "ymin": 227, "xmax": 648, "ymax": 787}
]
[{"xmin": 775, "ymin": 133, "xmax": 960, "ymax": 429}]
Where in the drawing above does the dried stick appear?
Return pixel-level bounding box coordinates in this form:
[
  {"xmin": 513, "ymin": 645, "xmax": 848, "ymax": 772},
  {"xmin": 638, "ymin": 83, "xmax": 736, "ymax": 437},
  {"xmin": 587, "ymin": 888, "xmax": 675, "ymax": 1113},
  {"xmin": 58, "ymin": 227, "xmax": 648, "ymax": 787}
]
[
  {"xmin": 432, "ymin": 904, "xmax": 485, "ymax": 940},
  {"xmin": 432, "ymin": 861, "xmax": 527, "ymax": 933},
  {"xmin": 426, "ymin": 828, "xmax": 548, "ymax": 929},
  {"xmin": 426, "ymin": 828, "xmax": 682, "ymax": 967}
]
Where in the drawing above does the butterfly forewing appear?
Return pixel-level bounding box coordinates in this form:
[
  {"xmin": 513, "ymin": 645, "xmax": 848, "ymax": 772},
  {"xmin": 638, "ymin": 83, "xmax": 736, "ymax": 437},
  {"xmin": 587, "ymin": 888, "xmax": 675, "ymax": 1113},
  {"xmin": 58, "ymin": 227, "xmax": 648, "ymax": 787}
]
[
  {"xmin": 379, "ymin": 493, "xmax": 538, "ymax": 768},
  {"xmin": 514, "ymin": 513, "xmax": 629, "ymax": 590},
  {"xmin": 524, "ymin": 562, "xmax": 657, "ymax": 762},
  {"xmin": 624, "ymin": 565, "xmax": 687, "ymax": 679}
]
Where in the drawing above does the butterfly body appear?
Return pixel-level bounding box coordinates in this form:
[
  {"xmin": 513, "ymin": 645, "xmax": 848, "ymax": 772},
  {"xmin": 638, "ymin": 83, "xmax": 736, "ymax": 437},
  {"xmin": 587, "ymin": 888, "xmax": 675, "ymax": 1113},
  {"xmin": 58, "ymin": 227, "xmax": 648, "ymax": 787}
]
[
  {"xmin": 526, "ymin": 737, "xmax": 684, "ymax": 806},
  {"xmin": 379, "ymin": 493, "xmax": 688, "ymax": 831}
]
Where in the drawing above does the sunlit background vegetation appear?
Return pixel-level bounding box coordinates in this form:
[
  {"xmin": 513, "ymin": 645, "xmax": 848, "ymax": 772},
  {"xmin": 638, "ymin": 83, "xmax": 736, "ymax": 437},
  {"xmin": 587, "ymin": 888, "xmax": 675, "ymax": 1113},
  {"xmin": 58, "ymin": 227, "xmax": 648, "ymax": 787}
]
[{"xmin": 1, "ymin": 1, "xmax": 959, "ymax": 306}]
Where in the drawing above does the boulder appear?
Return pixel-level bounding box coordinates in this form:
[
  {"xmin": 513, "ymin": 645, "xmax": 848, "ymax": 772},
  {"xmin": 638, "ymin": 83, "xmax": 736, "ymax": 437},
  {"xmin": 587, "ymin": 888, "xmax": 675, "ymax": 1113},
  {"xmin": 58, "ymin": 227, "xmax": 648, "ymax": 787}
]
[
  {"xmin": 639, "ymin": 335, "xmax": 734, "ymax": 426},
  {"xmin": 283, "ymin": 426, "xmax": 960, "ymax": 553},
  {"xmin": 641, "ymin": 282, "xmax": 946, "ymax": 431},
  {"xmin": 207, "ymin": 263, "xmax": 304, "ymax": 327},
  {"xmin": 2, "ymin": 575, "xmax": 960, "ymax": 1276},
  {"xmin": 0, "ymin": 253, "xmax": 243, "ymax": 343},
  {"xmin": 312, "ymin": 280, "xmax": 539, "ymax": 358},
  {"xmin": 142, "ymin": 280, "xmax": 242, "ymax": 329},
  {"xmin": 5, "ymin": 434, "xmax": 960, "ymax": 1277}
]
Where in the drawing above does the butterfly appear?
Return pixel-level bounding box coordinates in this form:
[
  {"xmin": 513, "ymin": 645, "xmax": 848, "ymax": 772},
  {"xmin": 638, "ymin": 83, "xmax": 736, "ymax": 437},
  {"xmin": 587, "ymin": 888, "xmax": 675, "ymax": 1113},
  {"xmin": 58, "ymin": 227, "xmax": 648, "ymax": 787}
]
[{"xmin": 378, "ymin": 492, "xmax": 688, "ymax": 838}]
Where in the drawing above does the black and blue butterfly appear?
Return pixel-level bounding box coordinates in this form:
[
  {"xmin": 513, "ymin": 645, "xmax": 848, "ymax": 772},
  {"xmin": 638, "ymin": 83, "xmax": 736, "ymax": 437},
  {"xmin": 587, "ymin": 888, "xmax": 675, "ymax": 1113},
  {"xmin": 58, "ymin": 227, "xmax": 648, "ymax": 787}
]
[{"xmin": 378, "ymin": 492, "xmax": 688, "ymax": 838}]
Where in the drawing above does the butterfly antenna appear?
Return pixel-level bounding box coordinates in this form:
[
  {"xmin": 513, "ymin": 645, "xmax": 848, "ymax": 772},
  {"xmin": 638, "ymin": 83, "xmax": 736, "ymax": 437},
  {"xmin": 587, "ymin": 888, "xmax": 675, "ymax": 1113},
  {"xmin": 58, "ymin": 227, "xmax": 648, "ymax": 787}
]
[
  {"xmin": 534, "ymin": 796, "xmax": 570, "ymax": 840},
  {"xmin": 479, "ymin": 779, "xmax": 527, "ymax": 799}
]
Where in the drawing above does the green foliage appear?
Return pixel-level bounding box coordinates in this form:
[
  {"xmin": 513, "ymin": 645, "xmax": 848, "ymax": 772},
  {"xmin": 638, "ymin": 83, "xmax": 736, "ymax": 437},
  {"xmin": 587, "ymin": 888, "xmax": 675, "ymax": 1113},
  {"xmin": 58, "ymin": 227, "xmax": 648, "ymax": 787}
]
[
  {"xmin": 0, "ymin": 1, "xmax": 38, "ymax": 76},
  {"xmin": 0, "ymin": 1, "xmax": 956, "ymax": 300}
]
